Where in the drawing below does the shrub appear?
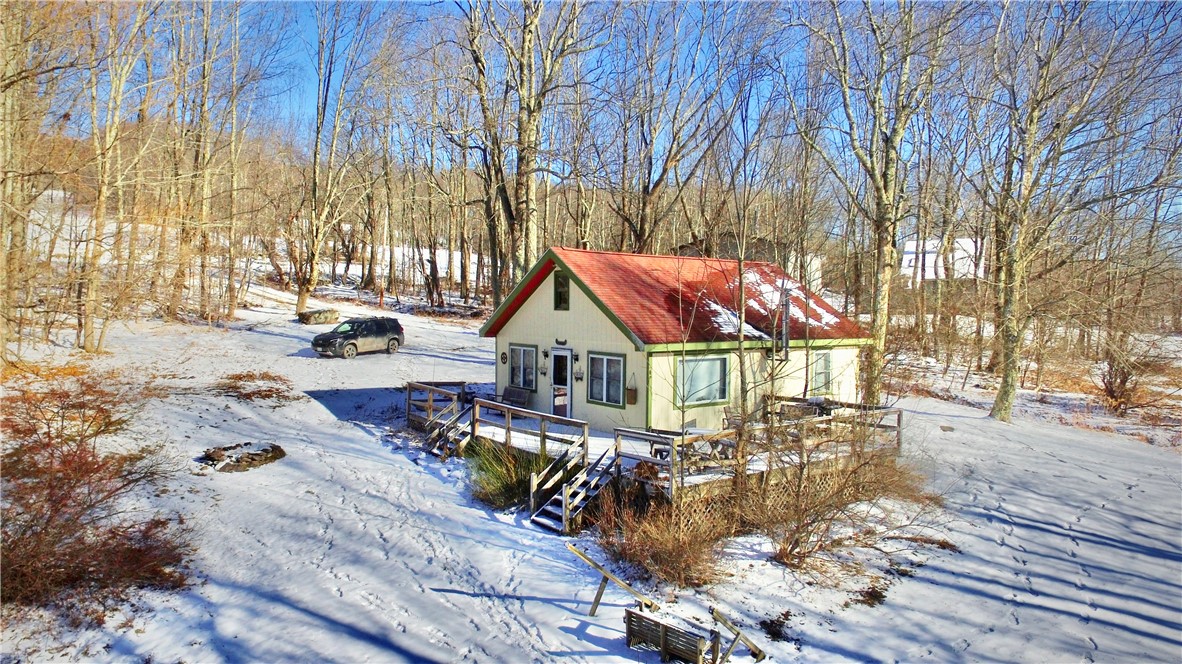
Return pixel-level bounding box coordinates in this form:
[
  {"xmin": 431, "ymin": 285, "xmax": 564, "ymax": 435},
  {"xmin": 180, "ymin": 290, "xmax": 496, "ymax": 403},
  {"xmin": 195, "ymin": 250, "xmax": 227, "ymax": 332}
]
[
  {"xmin": 596, "ymin": 484, "xmax": 734, "ymax": 587},
  {"xmin": 1098, "ymin": 346, "xmax": 1141, "ymax": 416},
  {"xmin": 1, "ymin": 365, "xmax": 189, "ymax": 607},
  {"xmin": 1096, "ymin": 336, "xmax": 1175, "ymax": 416},
  {"xmin": 755, "ymin": 451, "xmax": 935, "ymax": 570},
  {"xmin": 466, "ymin": 439, "xmax": 550, "ymax": 509},
  {"xmin": 734, "ymin": 413, "xmax": 939, "ymax": 571}
]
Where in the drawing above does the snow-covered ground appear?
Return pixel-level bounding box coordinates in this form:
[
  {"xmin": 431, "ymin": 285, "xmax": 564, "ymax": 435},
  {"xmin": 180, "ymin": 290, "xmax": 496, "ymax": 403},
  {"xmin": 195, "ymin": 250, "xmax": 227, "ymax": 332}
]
[{"xmin": 3, "ymin": 287, "xmax": 1180, "ymax": 663}]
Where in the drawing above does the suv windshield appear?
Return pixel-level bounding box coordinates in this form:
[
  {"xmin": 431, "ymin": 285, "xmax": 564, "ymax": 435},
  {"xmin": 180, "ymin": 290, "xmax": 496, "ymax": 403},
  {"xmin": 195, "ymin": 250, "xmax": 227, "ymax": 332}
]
[{"xmin": 331, "ymin": 322, "xmax": 358, "ymax": 334}]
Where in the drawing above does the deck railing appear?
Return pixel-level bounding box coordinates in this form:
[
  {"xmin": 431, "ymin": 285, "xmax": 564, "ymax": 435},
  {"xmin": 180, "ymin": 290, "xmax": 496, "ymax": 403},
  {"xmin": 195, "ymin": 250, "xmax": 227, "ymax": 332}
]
[
  {"xmin": 558, "ymin": 447, "xmax": 618, "ymax": 531},
  {"xmin": 765, "ymin": 396, "xmax": 903, "ymax": 450},
  {"xmin": 615, "ymin": 402, "xmax": 904, "ymax": 501},
  {"xmin": 529, "ymin": 437, "xmax": 588, "ymax": 514},
  {"xmin": 471, "ymin": 398, "xmax": 590, "ymax": 461},
  {"xmin": 405, "ymin": 381, "xmax": 467, "ymax": 430}
]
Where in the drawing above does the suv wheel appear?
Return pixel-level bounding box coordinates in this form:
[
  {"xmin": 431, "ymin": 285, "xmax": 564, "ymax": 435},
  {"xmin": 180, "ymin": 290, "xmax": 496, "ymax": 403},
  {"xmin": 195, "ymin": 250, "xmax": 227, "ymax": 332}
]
[
  {"xmin": 387, "ymin": 338, "xmax": 400, "ymax": 353},
  {"xmin": 342, "ymin": 343, "xmax": 357, "ymax": 359}
]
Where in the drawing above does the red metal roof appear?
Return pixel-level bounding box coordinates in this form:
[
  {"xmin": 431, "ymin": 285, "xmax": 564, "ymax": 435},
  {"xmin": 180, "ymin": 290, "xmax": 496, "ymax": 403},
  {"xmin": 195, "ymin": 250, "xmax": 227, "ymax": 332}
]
[{"xmin": 481, "ymin": 247, "xmax": 869, "ymax": 345}]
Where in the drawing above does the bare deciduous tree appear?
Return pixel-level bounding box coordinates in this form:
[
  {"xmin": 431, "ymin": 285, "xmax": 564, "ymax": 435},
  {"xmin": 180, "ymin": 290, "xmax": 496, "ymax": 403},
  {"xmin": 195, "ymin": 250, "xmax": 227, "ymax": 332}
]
[
  {"xmin": 961, "ymin": 2, "xmax": 1181, "ymax": 421},
  {"xmin": 792, "ymin": 1, "xmax": 962, "ymax": 405}
]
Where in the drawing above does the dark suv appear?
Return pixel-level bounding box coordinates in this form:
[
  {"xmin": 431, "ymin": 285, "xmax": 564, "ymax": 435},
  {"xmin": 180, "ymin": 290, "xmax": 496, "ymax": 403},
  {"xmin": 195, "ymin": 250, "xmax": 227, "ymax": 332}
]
[{"xmin": 312, "ymin": 317, "xmax": 405, "ymax": 359}]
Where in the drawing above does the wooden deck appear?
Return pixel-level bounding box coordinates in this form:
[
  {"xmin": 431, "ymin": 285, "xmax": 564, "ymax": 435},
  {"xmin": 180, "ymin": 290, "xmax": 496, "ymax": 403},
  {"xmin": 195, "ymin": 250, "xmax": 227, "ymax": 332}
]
[{"xmin": 405, "ymin": 381, "xmax": 903, "ymax": 511}]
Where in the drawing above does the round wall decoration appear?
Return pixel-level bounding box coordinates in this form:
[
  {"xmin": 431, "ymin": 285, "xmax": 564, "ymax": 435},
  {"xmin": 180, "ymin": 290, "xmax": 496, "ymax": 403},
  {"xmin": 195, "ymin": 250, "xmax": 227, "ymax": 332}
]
[{"xmin": 500, "ymin": 352, "xmax": 508, "ymax": 364}]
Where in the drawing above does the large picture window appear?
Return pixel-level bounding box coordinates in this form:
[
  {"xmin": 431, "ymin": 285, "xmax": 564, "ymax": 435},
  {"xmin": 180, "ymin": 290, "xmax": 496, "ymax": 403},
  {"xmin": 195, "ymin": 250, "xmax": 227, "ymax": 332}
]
[
  {"xmin": 809, "ymin": 351, "xmax": 832, "ymax": 396},
  {"xmin": 678, "ymin": 356, "xmax": 728, "ymax": 406},
  {"xmin": 509, "ymin": 345, "xmax": 536, "ymax": 390},
  {"xmin": 588, "ymin": 353, "xmax": 624, "ymax": 406}
]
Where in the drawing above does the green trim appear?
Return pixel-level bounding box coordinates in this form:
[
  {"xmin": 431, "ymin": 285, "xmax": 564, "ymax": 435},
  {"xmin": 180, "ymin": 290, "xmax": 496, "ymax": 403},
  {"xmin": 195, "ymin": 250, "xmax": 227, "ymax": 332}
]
[
  {"xmin": 549, "ymin": 251, "xmax": 646, "ymax": 351},
  {"xmin": 675, "ymin": 355, "xmax": 730, "ymax": 408},
  {"xmin": 785, "ymin": 337, "xmax": 873, "ymax": 349},
  {"xmin": 479, "ymin": 254, "xmax": 556, "ymax": 337},
  {"xmin": 480, "ymin": 248, "xmax": 646, "ymax": 352},
  {"xmin": 645, "ymin": 337, "xmax": 869, "ymax": 354},
  {"xmin": 585, "ymin": 351, "xmax": 628, "ymax": 410},
  {"xmin": 645, "ymin": 355, "xmax": 653, "ymax": 430},
  {"xmin": 508, "ymin": 343, "xmax": 539, "ymax": 393},
  {"xmin": 647, "ymin": 340, "xmax": 772, "ymax": 353}
]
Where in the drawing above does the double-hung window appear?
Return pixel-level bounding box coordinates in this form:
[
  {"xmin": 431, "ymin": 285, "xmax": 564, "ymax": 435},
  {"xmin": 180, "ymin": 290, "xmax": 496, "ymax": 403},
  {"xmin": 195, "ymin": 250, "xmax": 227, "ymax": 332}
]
[
  {"xmin": 509, "ymin": 345, "xmax": 536, "ymax": 390},
  {"xmin": 809, "ymin": 351, "xmax": 832, "ymax": 396},
  {"xmin": 588, "ymin": 353, "xmax": 624, "ymax": 406},
  {"xmin": 677, "ymin": 356, "xmax": 728, "ymax": 406}
]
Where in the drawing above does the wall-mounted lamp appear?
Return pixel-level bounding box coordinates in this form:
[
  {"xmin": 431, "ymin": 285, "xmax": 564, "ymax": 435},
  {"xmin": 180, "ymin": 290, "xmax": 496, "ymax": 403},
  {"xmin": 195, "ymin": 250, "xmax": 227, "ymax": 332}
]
[
  {"xmin": 572, "ymin": 352, "xmax": 580, "ymax": 362},
  {"xmin": 539, "ymin": 363, "xmax": 548, "ymax": 376},
  {"xmin": 573, "ymin": 367, "xmax": 585, "ymax": 382},
  {"xmin": 541, "ymin": 349, "xmax": 549, "ymax": 359}
]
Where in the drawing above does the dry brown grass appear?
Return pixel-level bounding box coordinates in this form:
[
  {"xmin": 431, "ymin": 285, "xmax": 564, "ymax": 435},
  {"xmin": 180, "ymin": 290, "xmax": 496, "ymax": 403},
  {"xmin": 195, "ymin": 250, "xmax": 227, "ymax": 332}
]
[
  {"xmin": 884, "ymin": 534, "xmax": 961, "ymax": 552},
  {"xmin": 596, "ymin": 485, "xmax": 734, "ymax": 587},
  {"xmin": 215, "ymin": 371, "xmax": 300, "ymax": 405},
  {"xmin": 1038, "ymin": 366, "xmax": 1101, "ymax": 396}
]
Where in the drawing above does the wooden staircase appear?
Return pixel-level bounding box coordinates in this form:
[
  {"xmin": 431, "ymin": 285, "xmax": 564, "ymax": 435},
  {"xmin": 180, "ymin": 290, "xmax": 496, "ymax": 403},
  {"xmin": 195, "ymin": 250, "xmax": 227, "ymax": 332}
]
[
  {"xmin": 530, "ymin": 446, "xmax": 618, "ymax": 534},
  {"xmin": 427, "ymin": 404, "xmax": 473, "ymax": 459}
]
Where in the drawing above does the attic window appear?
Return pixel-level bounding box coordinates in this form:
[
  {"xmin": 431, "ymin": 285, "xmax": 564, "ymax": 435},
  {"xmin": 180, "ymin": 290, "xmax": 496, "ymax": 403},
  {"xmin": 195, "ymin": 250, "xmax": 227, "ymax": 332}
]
[{"xmin": 554, "ymin": 273, "xmax": 570, "ymax": 311}]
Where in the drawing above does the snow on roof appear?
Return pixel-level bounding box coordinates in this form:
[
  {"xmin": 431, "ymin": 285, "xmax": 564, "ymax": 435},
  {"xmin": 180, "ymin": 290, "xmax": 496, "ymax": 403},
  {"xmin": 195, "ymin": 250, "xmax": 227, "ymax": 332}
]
[
  {"xmin": 481, "ymin": 248, "xmax": 869, "ymax": 345},
  {"xmin": 702, "ymin": 299, "xmax": 770, "ymax": 340}
]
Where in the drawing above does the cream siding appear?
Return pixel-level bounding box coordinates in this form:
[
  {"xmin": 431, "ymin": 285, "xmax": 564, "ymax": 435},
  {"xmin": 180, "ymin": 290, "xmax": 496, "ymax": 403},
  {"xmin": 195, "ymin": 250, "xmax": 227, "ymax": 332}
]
[
  {"xmin": 647, "ymin": 344, "xmax": 862, "ymax": 431},
  {"xmin": 495, "ymin": 270, "xmax": 647, "ymax": 432},
  {"xmin": 493, "ymin": 265, "xmax": 863, "ymax": 432},
  {"xmin": 765, "ymin": 345, "xmax": 862, "ymax": 404}
]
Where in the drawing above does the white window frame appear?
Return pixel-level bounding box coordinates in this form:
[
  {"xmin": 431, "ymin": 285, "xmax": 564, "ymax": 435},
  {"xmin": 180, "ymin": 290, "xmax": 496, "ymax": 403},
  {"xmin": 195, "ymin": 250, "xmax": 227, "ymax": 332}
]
[
  {"xmin": 809, "ymin": 350, "xmax": 832, "ymax": 396},
  {"xmin": 677, "ymin": 355, "xmax": 729, "ymax": 406},
  {"xmin": 588, "ymin": 353, "xmax": 625, "ymax": 407},
  {"xmin": 509, "ymin": 345, "xmax": 536, "ymax": 391}
]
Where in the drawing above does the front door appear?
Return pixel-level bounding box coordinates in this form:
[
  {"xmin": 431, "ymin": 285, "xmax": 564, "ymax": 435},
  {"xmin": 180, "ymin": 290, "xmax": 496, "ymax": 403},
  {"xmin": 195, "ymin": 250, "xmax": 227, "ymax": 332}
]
[{"xmin": 551, "ymin": 348, "xmax": 572, "ymax": 418}]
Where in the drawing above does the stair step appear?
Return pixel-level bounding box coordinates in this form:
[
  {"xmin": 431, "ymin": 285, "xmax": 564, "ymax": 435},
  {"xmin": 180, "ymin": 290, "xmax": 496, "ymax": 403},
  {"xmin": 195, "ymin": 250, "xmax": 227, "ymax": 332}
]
[{"xmin": 530, "ymin": 514, "xmax": 564, "ymax": 533}]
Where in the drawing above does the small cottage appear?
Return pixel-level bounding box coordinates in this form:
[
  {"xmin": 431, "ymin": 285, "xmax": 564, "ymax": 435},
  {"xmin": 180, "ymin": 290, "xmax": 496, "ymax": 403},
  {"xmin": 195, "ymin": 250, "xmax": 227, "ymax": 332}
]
[{"xmin": 479, "ymin": 248, "xmax": 871, "ymax": 433}]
